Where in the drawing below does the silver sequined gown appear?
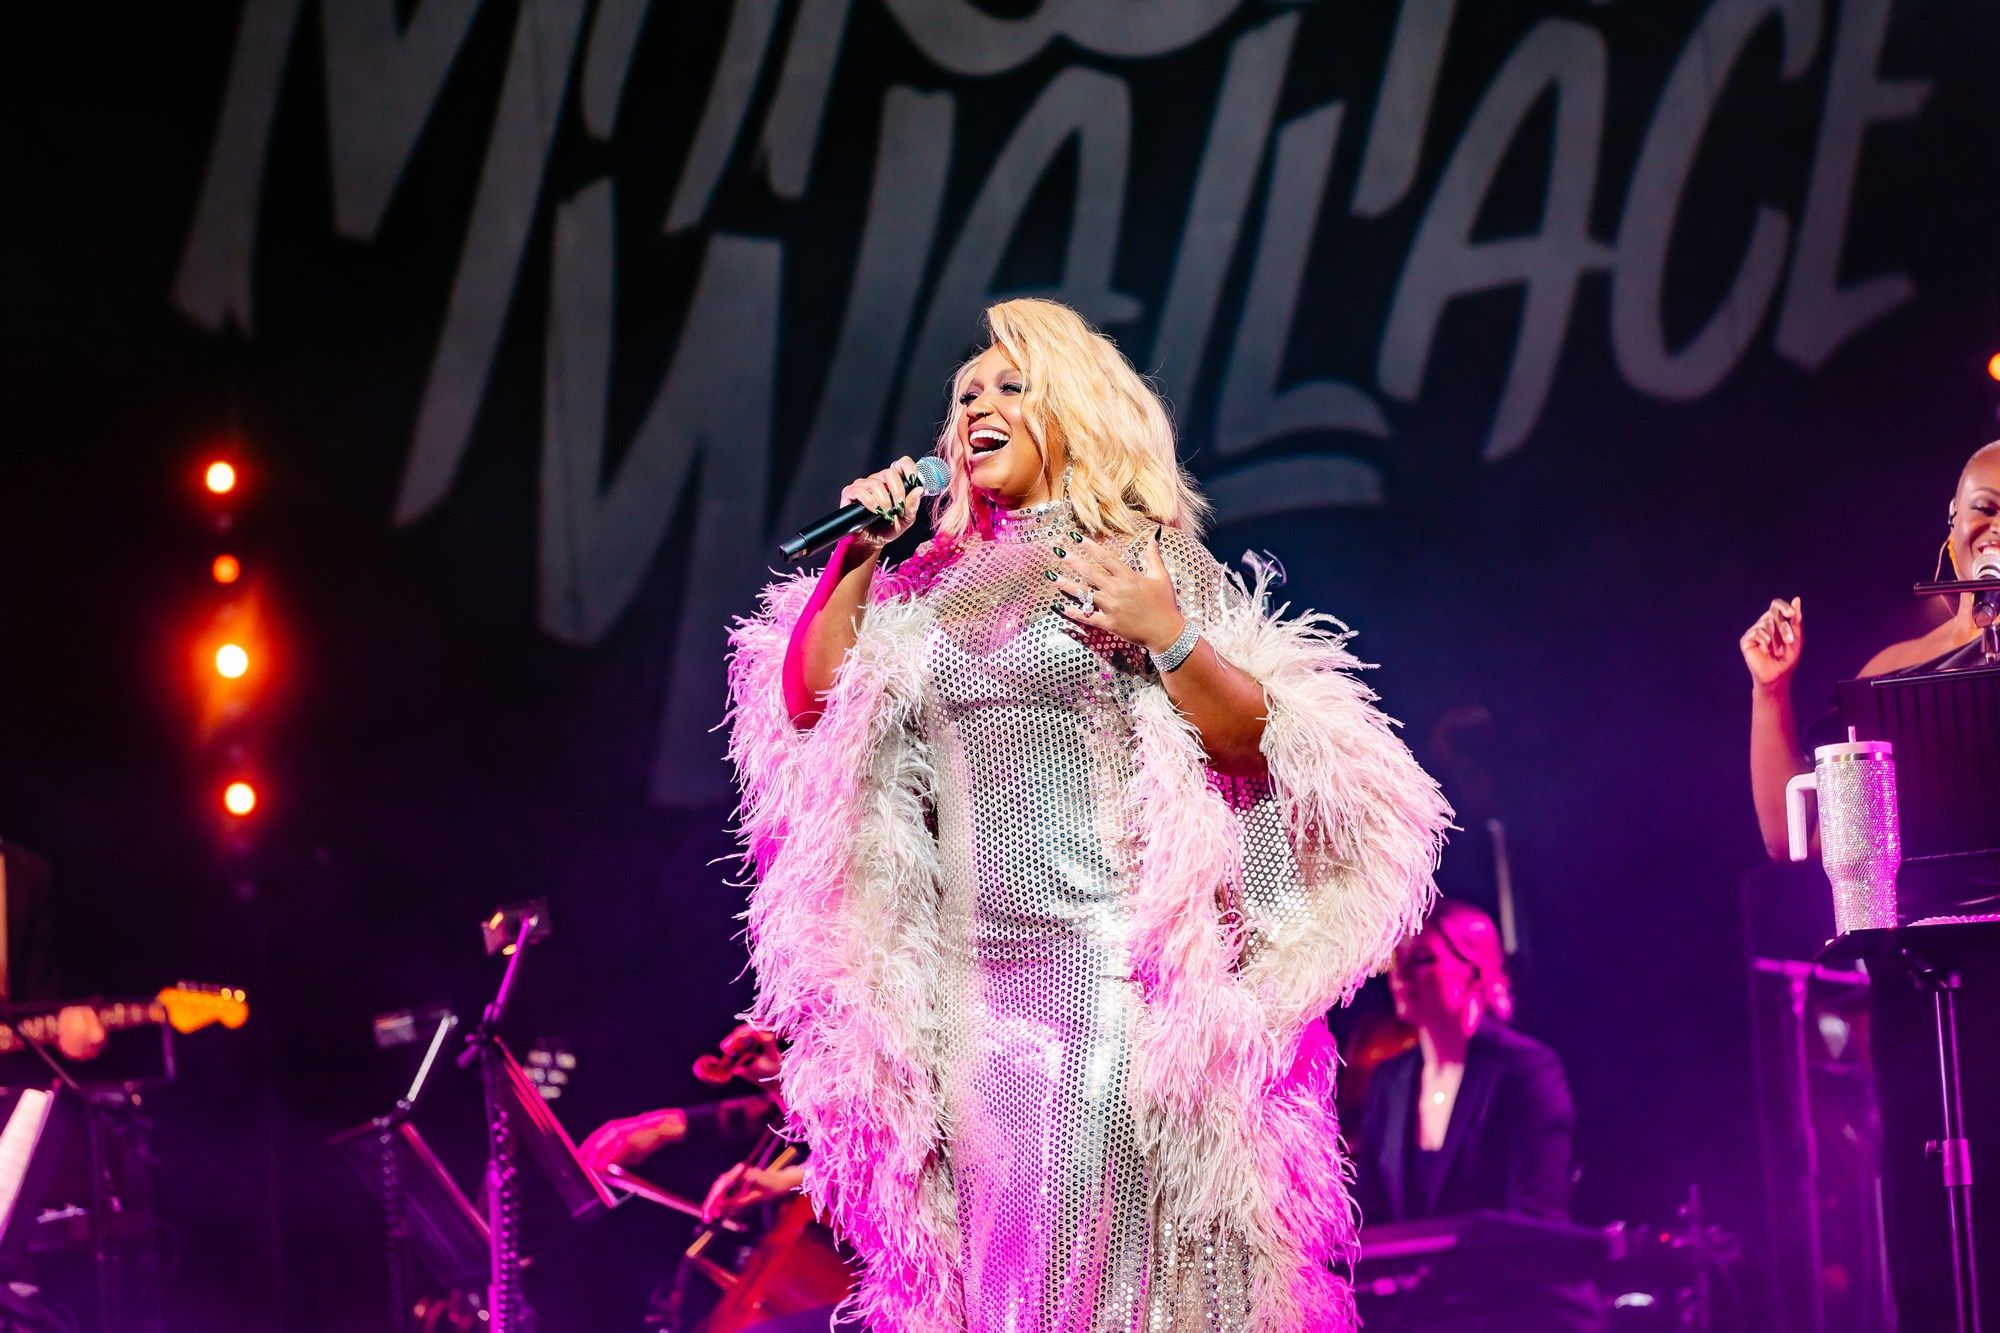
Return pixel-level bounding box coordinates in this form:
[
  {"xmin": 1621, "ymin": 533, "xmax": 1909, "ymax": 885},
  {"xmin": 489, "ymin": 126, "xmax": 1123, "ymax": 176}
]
[{"xmin": 883, "ymin": 499, "xmax": 1254, "ymax": 1332}]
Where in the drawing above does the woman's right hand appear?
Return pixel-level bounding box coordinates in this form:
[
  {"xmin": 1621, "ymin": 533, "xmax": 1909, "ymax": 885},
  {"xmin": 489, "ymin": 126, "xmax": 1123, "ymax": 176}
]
[
  {"xmin": 701, "ymin": 1161, "xmax": 804, "ymax": 1222},
  {"xmin": 785, "ymin": 459, "xmax": 923, "ymax": 726},
  {"xmin": 1740, "ymin": 596, "xmax": 1803, "ymax": 688},
  {"xmin": 838, "ymin": 456, "xmax": 927, "ymax": 550}
]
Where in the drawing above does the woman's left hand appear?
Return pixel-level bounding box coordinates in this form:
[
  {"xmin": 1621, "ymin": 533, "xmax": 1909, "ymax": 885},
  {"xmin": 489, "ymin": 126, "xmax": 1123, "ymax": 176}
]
[{"xmin": 1055, "ymin": 532, "xmax": 1187, "ymax": 652}]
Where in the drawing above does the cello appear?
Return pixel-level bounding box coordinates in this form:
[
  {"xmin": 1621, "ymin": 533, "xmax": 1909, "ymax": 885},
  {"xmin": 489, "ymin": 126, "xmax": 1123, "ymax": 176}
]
[{"xmin": 655, "ymin": 1028, "xmax": 855, "ymax": 1332}]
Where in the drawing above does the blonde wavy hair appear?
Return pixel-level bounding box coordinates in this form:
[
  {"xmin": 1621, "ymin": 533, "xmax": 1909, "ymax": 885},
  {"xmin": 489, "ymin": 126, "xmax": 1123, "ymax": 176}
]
[{"xmin": 930, "ymin": 299, "xmax": 1209, "ymax": 540}]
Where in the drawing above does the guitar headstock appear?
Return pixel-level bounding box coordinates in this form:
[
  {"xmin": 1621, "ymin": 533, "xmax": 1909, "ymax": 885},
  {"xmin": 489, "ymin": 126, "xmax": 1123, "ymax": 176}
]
[{"xmin": 156, "ymin": 983, "xmax": 250, "ymax": 1034}]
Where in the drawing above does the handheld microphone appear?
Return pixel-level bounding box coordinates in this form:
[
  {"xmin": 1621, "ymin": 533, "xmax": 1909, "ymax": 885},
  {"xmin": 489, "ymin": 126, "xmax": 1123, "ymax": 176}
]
[{"xmin": 779, "ymin": 455, "xmax": 951, "ymax": 563}]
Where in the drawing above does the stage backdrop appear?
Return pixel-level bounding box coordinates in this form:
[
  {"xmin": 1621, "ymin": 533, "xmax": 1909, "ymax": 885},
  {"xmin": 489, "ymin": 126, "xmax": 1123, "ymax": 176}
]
[{"xmin": 6, "ymin": 0, "xmax": 1999, "ymax": 1327}]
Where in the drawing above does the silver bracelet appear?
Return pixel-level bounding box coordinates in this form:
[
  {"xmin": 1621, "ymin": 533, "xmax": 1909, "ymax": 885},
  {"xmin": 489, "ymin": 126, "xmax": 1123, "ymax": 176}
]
[{"xmin": 1150, "ymin": 622, "xmax": 1201, "ymax": 673}]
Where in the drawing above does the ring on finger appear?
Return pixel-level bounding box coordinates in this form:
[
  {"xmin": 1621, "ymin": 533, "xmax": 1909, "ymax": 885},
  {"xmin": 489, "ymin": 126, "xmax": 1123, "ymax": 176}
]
[{"xmin": 1077, "ymin": 587, "xmax": 1095, "ymax": 615}]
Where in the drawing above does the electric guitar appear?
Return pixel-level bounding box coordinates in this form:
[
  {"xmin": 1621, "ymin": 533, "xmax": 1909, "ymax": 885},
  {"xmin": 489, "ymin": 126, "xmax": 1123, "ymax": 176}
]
[{"xmin": 0, "ymin": 984, "xmax": 249, "ymax": 1055}]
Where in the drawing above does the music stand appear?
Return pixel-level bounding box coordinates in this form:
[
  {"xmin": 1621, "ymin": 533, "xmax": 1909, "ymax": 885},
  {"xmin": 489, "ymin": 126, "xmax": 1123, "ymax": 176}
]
[
  {"xmin": 487, "ymin": 1038, "xmax": 617, "ymax": 1223},
  {"xmin": 332, "ymin": 1009, "xmax": 481, "ymax": 1331},
  {"xmin": 1836, "ymin": 663, "xmax": 2000, "ymax": 892},
  {"xmin": 330, "ymin": 1119, "xmax": 489, "ymax": 1289},
  {"xmin": 1823, "ymin": 919, "xmax": 1999, "ymax": 1333},
  {"xmin": 0, "ymin": 1085, "xmax": 68, "ymax": 1267},
  {"xmin": 456, "ymin": 906, "xmax": 617, "ymax": 1333}
]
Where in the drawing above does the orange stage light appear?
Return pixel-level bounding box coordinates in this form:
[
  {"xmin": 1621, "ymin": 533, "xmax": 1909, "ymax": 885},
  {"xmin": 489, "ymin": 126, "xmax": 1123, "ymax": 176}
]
[
  {"xmin": 1988, "ymin": 352, "xmax": 2000, "ymax": 382},
  {"xmin": 205, "ymin": 461, "xmax": 238, "ymax": 495},
  {"xmin": 223, "ymin": 781, "xmax": 257, "ymax": 817},
  {"xmin": 215, "ymin": 643, "xmax": 249, "ymax": 679},
  {"xmin": 211, "ymin": 554, "xmax": 241, "ymax": 584}
]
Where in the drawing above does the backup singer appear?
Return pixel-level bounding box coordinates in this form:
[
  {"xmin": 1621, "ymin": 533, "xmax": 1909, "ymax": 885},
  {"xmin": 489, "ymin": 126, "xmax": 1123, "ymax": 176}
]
[
  {"xmin": 726, "ymin": 298, "xmax": 1450, "ymax": 1331},
  {"xmin": 1742, "ymin": 438, "xmax": 2000, "ymax": 860},
  {"xmin": 1738, "ymin": 439, "xmax": 2000, "ymax": 1329}
]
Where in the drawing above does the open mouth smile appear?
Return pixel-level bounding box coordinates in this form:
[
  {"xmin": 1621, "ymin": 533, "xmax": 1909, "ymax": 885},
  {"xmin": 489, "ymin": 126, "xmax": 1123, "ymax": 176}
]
[{"xmin": 968, "ymin": 428, "xmax": 1009, "ymax": 458}]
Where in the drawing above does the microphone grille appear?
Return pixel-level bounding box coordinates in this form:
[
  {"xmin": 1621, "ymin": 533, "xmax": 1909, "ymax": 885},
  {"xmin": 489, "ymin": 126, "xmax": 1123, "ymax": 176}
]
[
  {"xmin": 1972, "ymin": 549, "xmax": 2000, "ymax": 580},
  {"xmin": 914, "ymin": 455, "xmax": 951, "ymax": 493}
]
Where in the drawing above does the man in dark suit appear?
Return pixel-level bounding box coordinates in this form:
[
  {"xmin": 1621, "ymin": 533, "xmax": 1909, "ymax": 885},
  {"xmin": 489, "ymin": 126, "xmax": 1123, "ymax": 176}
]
[{"xmin": 1352, "ymin": 900, "xmax": 1602, "ymax": 1330}]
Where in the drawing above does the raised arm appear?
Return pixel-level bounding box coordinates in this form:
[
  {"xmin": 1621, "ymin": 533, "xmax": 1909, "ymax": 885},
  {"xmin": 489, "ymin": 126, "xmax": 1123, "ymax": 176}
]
[
  {"xmin": 781, "ymin": 458, "xmax": 925, "ymax": 728},
  {"xmin": 1741, "ymin": 596, "xmax": 1807, "ymax": 860}
]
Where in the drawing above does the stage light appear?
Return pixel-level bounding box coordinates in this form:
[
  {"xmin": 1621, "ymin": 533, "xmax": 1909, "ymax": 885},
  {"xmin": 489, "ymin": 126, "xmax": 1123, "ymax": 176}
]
[
  {"xmin": 205, "ymin": 461, "xmax": 238, "ymax": 495},
  {"xmin": 211, "ymin": 554, "xmax": 241, "ymax": 585},
  {"xmin": 215, "ymin": 643, "xmax": 249, "ymax": 679},
  {"xmin": 1988, "ymin": 352, "xmax": 2000, "ymax": 382},
  {"xmin": 223, "ymin": 782, "xmax": 257, "ymax": 816}
]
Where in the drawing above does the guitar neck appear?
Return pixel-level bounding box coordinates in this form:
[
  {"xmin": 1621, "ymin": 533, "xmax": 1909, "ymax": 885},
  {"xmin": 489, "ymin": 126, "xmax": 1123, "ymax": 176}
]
[{"xmin": 0, "ymin": 1000, "xmax": 165, "ymax": 1055}]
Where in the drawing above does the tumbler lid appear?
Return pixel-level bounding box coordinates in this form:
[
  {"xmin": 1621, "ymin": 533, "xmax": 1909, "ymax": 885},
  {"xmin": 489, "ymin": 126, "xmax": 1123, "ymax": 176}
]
[{"xmin": 1813, "ymin": 738, "xmax": 1894, "ymax": 762}]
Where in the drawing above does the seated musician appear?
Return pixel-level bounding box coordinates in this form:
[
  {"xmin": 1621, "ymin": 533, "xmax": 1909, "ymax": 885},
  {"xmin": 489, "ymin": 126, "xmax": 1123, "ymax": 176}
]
[
  {"xmin": 1352, "ymin": 900, "xmax": 1602, "ymax": 1330},
  {"xmin": 578, "ymin": 1023, "xmax": 783, "ymax": 1185},
  {"xmin": 579, "ymin": 1025, "xmax": 839, "ymax": 1333}
]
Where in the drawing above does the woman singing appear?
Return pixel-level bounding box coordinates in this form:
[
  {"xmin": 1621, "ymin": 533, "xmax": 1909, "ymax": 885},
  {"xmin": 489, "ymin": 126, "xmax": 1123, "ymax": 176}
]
[
  {"xmin": 1741, "ymin": 439, "xmax": 2000, "ymax": 860},
  {"xmin": 1738, "ymin": 439, "xmax": 2000, "ymax": 1331},
  {"xmin": 727, "ymin": 298, "xmax": 1450, "ymax": 1331}
]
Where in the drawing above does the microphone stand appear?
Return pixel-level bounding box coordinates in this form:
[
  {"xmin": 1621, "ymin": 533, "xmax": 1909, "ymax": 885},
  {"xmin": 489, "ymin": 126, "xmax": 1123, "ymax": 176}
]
[
  {"xmin": 1913, "ymin": 577, "xmax": 2000, "ymax": 666},
  {"xmin": 458, "ymin": 914, "xmax": 542, "ymax": 1333}
]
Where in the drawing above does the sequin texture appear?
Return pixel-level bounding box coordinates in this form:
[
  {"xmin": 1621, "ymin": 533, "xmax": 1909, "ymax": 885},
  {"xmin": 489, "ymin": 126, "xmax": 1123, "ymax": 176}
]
[{"xmin": 888, "ymin": 500, "xmax": 1250, "ymax": 1332}]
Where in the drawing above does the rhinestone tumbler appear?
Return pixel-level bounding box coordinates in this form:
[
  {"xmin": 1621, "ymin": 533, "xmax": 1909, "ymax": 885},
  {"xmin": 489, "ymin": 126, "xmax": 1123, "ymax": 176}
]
[{"xmin": 1786, "ymin": 738, "xmax": 1900, "ymax": 934}]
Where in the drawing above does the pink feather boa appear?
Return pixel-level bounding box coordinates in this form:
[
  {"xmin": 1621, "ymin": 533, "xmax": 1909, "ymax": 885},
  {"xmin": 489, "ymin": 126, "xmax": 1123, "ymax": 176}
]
[{"xmin": 726, "ymin": 562, "xmax": 1449, "ymax": 1331}]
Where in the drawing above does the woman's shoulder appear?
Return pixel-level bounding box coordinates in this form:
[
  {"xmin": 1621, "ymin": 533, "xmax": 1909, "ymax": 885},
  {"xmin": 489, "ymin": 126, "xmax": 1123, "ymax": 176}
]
[
  {"xmin": 1858, "ymin": 622, "xmax": 1965, "ymax": 678},
  {"xmin": 1139, "ymin": 524, "xmax": 1232, "ymax": 605},
  {"xmin": 1150, "ymin": 522, "xmax": 1218, "ymax": 562},
  {"xmin": 1479, "ymin": 1023, "xmax": 1574, "ymax": 1107},
  {"xmin": 1479, "ymin": 1019, "xmax": 1562, "ymax": 1066},
  {"xmin": 871, "ymin": 535, "xmax": 962, "ymax": 603},
  {"xmin": 1142, "ymin": 523, "xmax": 1231, "ymax": 583}
]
